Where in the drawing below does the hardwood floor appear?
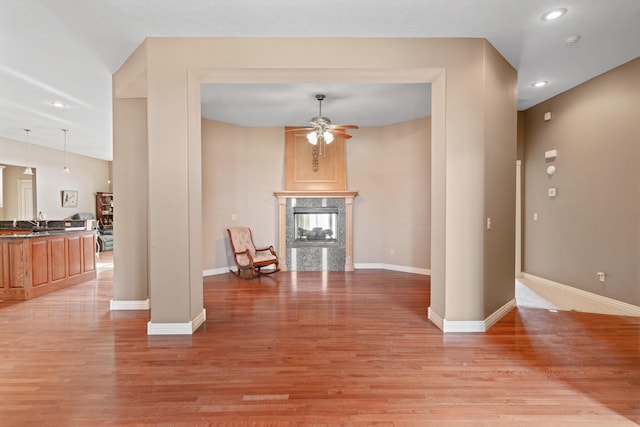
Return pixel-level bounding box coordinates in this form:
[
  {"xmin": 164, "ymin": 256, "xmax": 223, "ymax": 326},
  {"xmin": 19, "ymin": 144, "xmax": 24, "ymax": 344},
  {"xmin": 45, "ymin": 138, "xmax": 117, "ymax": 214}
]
[{"xmin": 1, "ymin": 255, "xmax": 638, "ymax": 426}]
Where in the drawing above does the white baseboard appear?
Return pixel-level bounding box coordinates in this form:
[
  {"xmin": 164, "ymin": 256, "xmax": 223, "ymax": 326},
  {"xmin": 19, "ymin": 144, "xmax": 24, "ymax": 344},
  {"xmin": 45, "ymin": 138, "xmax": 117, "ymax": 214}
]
[
  {"xmin": 484, "ymin": 298, "xmax": 517, "ymax": 329},
  {"xmin": 427, "ymin": 307, "xmax": 444, "ymax": 330},
  {"xmin": 110, "ymin": 298, "xmax": 149, "ymax": 310},
  {"xmin": 204, "ymin": 264, "xmax": 431, "ymax": 276},
  {"xmin": 203, "ymin": 267, "xmax": 233, "ymax": 277},
  {"xmin": 521, "ymin": 273, "xmax": 640, "ymax": 317},
  {"xmin": 147, "ymin": 308, "xmax": 207, "ymax": 335},
  {"xmin": 354, "ymin": 263, "xmax": 431, "ymax": 276},
  {"xmin": 443, "ymin": 319, "xmax": 487, "ymax": 333},
  {"xmin": 428, "ymin": 299, "xmax": 516, "ymax": 333}
]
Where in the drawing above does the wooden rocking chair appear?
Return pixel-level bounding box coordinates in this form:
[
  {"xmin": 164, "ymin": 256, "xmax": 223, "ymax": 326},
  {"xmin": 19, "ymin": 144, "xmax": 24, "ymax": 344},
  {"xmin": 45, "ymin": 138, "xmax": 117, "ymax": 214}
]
[{"xmin": 227, "ymin": 227, "xmax": 280, "ymax": 279}]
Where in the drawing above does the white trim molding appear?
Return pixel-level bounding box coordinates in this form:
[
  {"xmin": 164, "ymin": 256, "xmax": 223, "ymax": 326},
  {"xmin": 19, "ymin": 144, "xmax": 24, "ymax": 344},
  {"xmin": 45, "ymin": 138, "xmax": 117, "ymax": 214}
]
[
  {"xmin": 484, "ymin": 298, "xmax": 517, "ymax": 329},
  {"xmin": 429, "ymin": 299, "xmax": 516, "ymax": 333},
  {"xmin": 205, "ymin": 264, "xmax": 431, "ymax": 276},
  {"xmin": 203, "ymin": 267, "xmax": 233, "ymax": 277},
  {"xmin": 427, "ymin": 307, "xmax": 444, "ymax": 330},
  {"xmin": 521, "ymin": 273, "xmax": 640, "ymax": 317},
  {"xmin": 443, "ymin": 319, "xmax": 486, "ymax": 333},
  {"xmin": 147, "ymin": 309, "xmax": 207, "ymax": 335},
  {"xmin": 110, "ymin": 299, "xmax": 150, "ymax": 310},
  {"xmin": 354, "ymin": 263, "xmax": 431, "ymax": 276}
]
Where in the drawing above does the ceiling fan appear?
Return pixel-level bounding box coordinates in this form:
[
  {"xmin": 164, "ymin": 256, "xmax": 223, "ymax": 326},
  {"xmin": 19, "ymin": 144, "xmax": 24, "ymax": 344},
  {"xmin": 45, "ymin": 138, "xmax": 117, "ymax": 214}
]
[{"xmin": 286, "ymin": 94, "xmax": 359, "ymax": 145}]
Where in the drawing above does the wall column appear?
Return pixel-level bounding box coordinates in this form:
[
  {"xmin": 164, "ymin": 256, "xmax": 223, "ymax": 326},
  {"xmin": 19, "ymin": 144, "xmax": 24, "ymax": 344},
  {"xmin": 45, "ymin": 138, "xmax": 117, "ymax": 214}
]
[
  {"xmin": 111, "ymin": 97, "xmax": 149, "ymax": 310},
  {"xmin": 144, "ymin": 43, "xmax": 205, "ymax": 335}
]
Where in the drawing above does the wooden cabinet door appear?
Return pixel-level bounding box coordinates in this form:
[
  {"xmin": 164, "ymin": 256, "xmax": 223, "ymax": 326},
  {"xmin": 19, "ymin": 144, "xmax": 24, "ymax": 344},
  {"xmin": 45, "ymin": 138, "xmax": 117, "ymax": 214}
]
[
  {"xmin": 50, "ymin": 237, "xmax": 66, "ymax": 282},
  {"xmin": 82, "ymin": 234, "xmax": 96, "ymax": 272},
  {"xmin": 31, "ymin": 239, "xmax": 49, "ymax": 286},
  {"xmin": 67, "ymin": 235, "xmax": 82, "ymax": 277}
]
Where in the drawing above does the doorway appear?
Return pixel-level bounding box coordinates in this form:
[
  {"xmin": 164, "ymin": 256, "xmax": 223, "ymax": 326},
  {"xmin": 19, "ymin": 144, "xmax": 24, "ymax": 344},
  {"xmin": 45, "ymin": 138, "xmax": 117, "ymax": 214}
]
[{"xmin": 17, "ymin": 179, "xmax": 33, "ymax": 220}]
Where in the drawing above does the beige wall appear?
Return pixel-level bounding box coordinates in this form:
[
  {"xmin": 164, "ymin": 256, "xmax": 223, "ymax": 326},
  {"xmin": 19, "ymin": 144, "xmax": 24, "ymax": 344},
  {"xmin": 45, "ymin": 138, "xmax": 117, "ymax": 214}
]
[
  {"xmin": 201, "ymin": 117, "xmax": 431, "ymax": 272},
  {"xmin": 112, "ymin": 98, "xmax": 149, "ymax": 302},
  {"xmin": 348, "ymin": 118, "xmax": 431, "ymax": 268},
  {"xmin": 523, "ymin": 56, "xmax": 640, "ymax": 306},
  {"xmin": 201, "ymin": 119, "xmax": 284, "ymax": 270},
  {"xmin": 0, "ymin": 135, "xmax": 111, "ymax": 220},
  {"xmin": 482, "ymin": 43, "xmax": 518, "ymax": 316}
]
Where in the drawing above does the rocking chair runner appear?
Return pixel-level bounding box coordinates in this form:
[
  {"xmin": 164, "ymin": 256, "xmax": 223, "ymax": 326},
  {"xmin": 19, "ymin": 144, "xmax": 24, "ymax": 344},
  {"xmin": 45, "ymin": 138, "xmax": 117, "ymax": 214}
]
[{"xmin": 227, "ymin": 227, "xmax": 280, "ymax": 278}]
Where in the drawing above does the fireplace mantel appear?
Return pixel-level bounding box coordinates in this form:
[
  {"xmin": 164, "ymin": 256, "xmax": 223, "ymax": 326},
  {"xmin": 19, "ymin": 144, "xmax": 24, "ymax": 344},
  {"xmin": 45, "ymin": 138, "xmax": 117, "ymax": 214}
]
[
  {"xmin": 274, "ymin": 190, "xmax": 358, "ymax": 271},
  {"xmin": 274, "ymin": 190, "xmax": 358, "ymax": 199}
]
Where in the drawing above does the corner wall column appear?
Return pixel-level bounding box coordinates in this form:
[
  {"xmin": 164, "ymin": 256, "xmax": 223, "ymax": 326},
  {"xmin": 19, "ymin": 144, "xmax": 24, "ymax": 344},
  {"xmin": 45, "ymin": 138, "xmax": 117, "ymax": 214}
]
[
  {"xmin": 111, "ymin": 97, "xmax": 149, "ymax": 310},
  {"xmin": 144, "ymin": 43, "xmax": 204, "ymax": 335}
]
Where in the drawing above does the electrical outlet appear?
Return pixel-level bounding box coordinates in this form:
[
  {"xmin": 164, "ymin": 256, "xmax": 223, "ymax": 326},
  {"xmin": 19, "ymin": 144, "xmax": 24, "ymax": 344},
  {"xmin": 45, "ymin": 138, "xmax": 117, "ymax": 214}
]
[
  {"xmin": 390, "ymin": 248, "xmax": 395, "ymax": 255},
  {"xmin": 486, "ymin": 217, "xmax": 492, "ymax": 230},
  {"xmin": 597, "ymin": 272, "xmax": 606, "ymax": 282}
]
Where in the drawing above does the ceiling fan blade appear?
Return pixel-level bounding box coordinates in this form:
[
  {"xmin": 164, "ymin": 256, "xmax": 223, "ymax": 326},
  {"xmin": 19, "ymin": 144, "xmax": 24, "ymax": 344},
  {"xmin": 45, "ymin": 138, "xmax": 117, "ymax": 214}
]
[
  {"xmin": 331, "ymin": 130, "xmax": 353, "ymax": 139},
  {"xmin": 285, "ymin": 127, "xmax": 314, "ymax": 132},
  {"xmin": 330, "ymin": 124, "xmax": 359, "ymax": 130}
]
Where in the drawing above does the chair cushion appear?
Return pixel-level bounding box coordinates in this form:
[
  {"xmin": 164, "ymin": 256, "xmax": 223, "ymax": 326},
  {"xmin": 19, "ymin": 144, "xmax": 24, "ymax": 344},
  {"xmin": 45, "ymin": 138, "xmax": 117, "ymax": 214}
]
[
  {"xmin": 253, "ymin": 251, "xmax": 276, "ymax": 264},
  {"xmin": 228, "ymin": 227, "xmax": 256, "ymax": 257}
]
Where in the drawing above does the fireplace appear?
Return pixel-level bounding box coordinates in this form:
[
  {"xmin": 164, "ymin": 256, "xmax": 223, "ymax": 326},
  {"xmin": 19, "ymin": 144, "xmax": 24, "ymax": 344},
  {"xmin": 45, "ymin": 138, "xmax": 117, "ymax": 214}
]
[
  {"xmin": 294, "ymin": 207, "xmax": 338, "ymax": 246},
  {"xmin": 274, "ymin": 191, "xmax": 358, "ymax": 271}
]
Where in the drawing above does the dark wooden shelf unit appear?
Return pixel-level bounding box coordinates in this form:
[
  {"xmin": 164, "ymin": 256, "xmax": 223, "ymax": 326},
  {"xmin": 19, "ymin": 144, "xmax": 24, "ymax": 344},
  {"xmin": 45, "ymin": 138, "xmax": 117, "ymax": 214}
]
[{"xmin": 96, "ymin": 192, "xmax": 114, "ymax": 229}]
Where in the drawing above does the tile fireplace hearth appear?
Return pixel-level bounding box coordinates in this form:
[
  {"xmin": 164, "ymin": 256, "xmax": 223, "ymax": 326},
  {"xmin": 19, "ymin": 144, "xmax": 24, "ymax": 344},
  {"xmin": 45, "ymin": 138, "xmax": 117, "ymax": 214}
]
[{"xmin": 274, "ymin": 191, "xmax": 357, "ymax": 271}]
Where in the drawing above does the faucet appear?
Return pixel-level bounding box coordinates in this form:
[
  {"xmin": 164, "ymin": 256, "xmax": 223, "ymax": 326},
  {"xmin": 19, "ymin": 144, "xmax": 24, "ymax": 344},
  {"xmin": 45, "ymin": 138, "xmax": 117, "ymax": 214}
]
[{"xmin": 27, "ymin": 218, "xmax": 48, "ymax": 229}]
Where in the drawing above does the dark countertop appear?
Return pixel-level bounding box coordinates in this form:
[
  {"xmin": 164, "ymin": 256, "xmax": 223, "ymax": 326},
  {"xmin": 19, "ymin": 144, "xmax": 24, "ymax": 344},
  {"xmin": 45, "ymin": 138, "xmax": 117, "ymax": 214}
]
[{"xmin": 0, "ymin": 228, "xmax": 94, "ymax": 240}]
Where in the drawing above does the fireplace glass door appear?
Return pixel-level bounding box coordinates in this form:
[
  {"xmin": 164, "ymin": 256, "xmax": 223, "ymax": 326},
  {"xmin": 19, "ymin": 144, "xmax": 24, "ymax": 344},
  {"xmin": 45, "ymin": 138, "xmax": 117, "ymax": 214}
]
[{"xmin": 294, "ymin": 207, "xmax": 338, "ymax": 245}]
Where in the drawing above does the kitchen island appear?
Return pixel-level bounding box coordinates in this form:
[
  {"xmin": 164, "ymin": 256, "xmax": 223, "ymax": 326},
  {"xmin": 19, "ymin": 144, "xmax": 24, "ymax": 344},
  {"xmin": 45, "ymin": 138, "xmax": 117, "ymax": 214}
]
[{"xmin": 0, "ymin": 226, "xmax": 97, "ymax": 300}]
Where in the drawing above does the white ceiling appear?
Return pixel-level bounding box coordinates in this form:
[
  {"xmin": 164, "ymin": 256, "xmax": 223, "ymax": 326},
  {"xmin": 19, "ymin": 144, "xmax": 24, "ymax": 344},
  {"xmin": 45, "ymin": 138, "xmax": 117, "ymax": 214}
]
[{"xmin": 1, "ymin": 0, "xmax": 639, "ymax": 161}]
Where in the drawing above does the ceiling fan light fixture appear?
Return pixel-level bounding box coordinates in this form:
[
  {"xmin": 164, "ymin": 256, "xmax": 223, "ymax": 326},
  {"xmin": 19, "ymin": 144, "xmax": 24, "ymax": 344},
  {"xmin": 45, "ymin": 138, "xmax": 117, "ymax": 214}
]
[
  {"xmin": 306, "ymin": 131, "xmax": 318, "ymax": 145},
  {"xmin": 287, "ymin": 93, "xmax": 358, "ymax": 164},
  {"xmin": 323, "ymin": 131, "xmax": 334, "ymax": 144}
]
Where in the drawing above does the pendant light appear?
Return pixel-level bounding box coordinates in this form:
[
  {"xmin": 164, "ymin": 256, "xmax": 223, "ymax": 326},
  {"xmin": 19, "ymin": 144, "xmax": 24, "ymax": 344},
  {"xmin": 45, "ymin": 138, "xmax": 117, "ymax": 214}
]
[
  {"xmin": 23, "ymin": 129, "xmax": 33, "ymax": 175},
  {"xmin": 62, "ymin": 128, "xmax": 70, "ymax": 174}
]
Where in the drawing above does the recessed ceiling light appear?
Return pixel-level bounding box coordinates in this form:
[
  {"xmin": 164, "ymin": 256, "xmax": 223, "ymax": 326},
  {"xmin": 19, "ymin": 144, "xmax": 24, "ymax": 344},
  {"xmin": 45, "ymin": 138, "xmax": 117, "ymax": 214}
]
[
  {"xmin": 532, "ymin": 81, "xmax": 548, "ymax": 88},
  {"xmin": 564, "ymin": 35, "xmax": 581, "ymax": 45},
  {"xmin": 541, "ymin": 8, "xmax": 567, "ymax": 21},
  {"xmin": 50, "ymin": 101, "xmax": 67, "ymax": 108}
]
